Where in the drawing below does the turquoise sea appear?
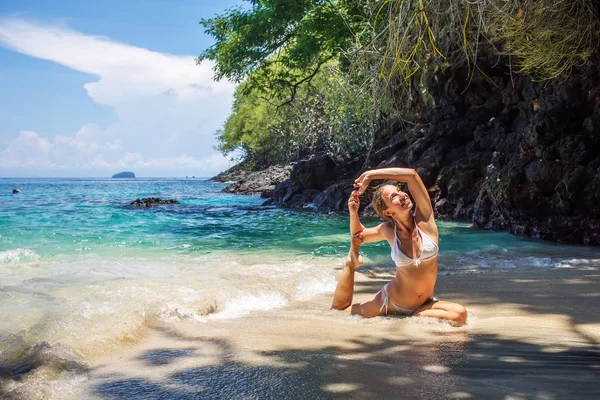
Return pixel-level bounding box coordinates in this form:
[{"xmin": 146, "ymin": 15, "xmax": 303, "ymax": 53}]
[{"xmin": 1, "ymin": 177, "xmax": 599, "ymax": 398}]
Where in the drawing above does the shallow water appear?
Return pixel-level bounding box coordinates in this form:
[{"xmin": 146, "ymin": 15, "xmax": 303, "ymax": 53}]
[{"xmin": 1, "ymin": 177, "xmax": 598, "ymax": 398}]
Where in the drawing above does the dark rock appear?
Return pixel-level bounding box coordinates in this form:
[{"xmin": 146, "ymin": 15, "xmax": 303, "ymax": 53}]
[
  {"xmin": 225, "ymin": 62, "xmax": 600, "ymax": 245},
  {"xmin": 210, "ymin": 161, "xmax": 249, "ymax": 183},
  {"xmin": 12, "ymin": 189, "xmax": 21, "ymax": 194},
  {"xmin": 265, "ymin": 154, "xmax": 367, "ymax": 209},
  {"xmin": 291, "ymin": 154, "xmax": 338, "ymax": 191},
  {"xmin": 130, "ymin": 198, "xmax": 180, "ymax": 208},
  {"xmin": 312, "ymin": 181, "xmax": 354, "ymax": 212},
  {"xmin": 112, "ymin": 171, "xmax": 136, "ymax": 179},
  {"xmin": 271, "ymin": 179, "xmax": 296, "ymax": 204},
  {"xmin": 212, "ymin": 163, "xmax": 291, "ymax": 195}
]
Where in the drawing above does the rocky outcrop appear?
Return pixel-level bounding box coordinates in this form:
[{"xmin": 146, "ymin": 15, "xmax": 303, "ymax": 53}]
[
  {"xmin": 427, "ymin": 65, "xmax": 600, "ymax": 245},
  {"xmin": 258, "ymin": 62, "xmax": 600, "ymax": 245},
  {"xmin": 112, "ymin": 171, "xmax": 136, "ymax": 178},
  {"xmin": 265, "ymin": 153, "xmax": 366, "ymax": 208},
  {"xmin": 212, "ymin": 163, "xmax": 292, "ymax": 196},
  {"xmin": 130, "ymin": 198, "xmax": 180, "ymax": 208}
]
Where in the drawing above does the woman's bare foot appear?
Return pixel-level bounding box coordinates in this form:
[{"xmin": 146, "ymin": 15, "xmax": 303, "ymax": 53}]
[{"xmin": 346, "ymin": 237, "xmax": 363, "ymax": 269}]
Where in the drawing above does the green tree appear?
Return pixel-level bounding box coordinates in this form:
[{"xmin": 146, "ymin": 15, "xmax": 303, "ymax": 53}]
[
  {"xmin": 198, "ymin": 0, "xmax": 367, "ymax": 103},
  {"xmin": 216, "ymin": 62, "xmax": 376, "ymax": 169},
  {"xmin": 203, "ymin": 0, "xmax": 600, "ymax": 167}
]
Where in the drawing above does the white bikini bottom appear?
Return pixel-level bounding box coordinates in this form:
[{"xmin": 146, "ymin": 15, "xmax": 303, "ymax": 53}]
[{"xmin": 379, "ymin": 282, "xmax": 438, "ymax": 316}]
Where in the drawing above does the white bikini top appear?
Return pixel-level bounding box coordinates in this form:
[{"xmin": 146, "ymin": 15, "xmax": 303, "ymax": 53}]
[{"xmin": 391, "ymin": 223, "xmax": 439, "ymax": 267}]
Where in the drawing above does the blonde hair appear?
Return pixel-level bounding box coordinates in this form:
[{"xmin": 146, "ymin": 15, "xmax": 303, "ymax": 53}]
[{"xmin": 371, "ymin": 184, "xmax": 395, "ymax": 223}]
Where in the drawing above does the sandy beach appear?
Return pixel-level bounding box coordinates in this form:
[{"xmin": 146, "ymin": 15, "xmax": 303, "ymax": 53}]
[{"xmin": 82, "ymin": 265, "xmax": 600, "ymax": 399}]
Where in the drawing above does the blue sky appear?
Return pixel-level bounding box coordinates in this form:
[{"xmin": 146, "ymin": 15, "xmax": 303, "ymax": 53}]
[{"xmin": 0, "ymin": 0, "xmax": 245, "ymax": 177}]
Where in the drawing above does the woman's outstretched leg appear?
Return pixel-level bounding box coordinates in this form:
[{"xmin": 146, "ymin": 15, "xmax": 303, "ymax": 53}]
[
  {"xmin": 331, "ymin": 238, "xmax": 363, "ymax": 310},
  {"xmin": 413, "ymin": 300, "xmax": 468, "ymax": 326}
]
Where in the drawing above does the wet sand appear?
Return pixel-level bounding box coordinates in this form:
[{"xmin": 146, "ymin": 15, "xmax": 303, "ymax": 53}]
[{"xmin": 83, "ymin": 265, "xmax": 600, "ymax": 399}]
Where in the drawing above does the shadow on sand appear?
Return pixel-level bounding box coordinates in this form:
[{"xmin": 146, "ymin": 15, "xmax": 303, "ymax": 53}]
[
  {"xmin": 89, "ymin": 266, "xmax": 600, "ymax": 399},
  {"xmin": 92, "ymin": 326, "xmax": 599, "ymax": 399}
]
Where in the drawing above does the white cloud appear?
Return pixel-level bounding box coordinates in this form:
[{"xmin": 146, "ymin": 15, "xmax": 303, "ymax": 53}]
[
  {"xmin": 0, "ymin": 128, "xmax": 235, "ymax": 176},
  {"xmin": 1, "ymin": 131, "xmax": 52, "ymax": 168},
  {"xmin": 0, "ymin": 19, "xmax": 236, "ymax": 177}
]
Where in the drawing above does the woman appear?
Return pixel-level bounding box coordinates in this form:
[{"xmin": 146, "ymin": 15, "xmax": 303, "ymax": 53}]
[{"xmin": 331, "ymin": 167, "xmax": 467, "ymax": 325}]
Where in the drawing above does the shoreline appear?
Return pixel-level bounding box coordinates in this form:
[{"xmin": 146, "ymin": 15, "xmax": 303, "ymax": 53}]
[
  {"xmin": 211, "ymin": 161, "xmax": 600, "ymax": 246},
  {"xmin": 82, "ymin": 265, "xmax": 600, "ymax": 399}
]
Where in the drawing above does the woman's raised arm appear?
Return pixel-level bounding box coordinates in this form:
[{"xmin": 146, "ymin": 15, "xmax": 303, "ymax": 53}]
[
  {"xmin": 348, "ymin": 191, "xmax": 386, "ymax": 244},
  {"xmin": 348, "ymin": 191, "xmax": 364, "ymax": 235}
]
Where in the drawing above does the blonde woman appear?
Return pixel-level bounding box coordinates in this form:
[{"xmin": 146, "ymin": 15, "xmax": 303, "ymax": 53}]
[{"xmin": 331, "ymin": 168, "xmax": 467, "ymax": 325}]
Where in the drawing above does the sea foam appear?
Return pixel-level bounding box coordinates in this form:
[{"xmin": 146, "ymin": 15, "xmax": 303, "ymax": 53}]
[{"xmin": 0, "ymin": 248, "xmax": 39, "ymax": 264}]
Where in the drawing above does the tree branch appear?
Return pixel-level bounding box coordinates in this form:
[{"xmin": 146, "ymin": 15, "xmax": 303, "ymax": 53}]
[{"xmin": 276, "ymin": 57, "xmax": 332, "ymax": 108}]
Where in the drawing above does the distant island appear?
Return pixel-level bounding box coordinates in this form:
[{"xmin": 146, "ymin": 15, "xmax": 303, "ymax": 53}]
[{"xmin": 112, "ymin": 171, "xmax": 136, "ymax": 179}]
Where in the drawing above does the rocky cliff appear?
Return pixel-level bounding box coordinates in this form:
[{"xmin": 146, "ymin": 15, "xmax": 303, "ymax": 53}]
[
  {"xmin": 211, "ymin": 162, "xmax": 292, "ymax": 196},
  {"xmin": 217, "ymin": 61, "xmax": 600, "ymax": 245}
]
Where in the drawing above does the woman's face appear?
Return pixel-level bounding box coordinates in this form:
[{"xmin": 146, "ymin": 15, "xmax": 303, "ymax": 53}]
[{"xmin": 382, "ymin": 185, "xmax": 413, "ymax": 216}]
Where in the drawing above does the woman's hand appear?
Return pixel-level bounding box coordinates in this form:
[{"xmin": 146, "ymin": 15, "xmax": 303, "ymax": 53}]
[
  {"xmin": 348, "ymin": 191, "xmax": 360, "ymax": 213},
  {"xmin": 353, "ymin": 171, "xmax": 372, "ymax": 195},
  {"xmin": 352, "ymin": 230, "xmax": 364, "ymax": 247}
]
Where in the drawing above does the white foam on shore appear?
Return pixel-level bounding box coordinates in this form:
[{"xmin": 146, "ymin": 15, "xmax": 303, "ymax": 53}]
[
  {"xmin": 0, "ymin": 251, "xmax": 339, "ymax": 363},
  {"xmin": 0, "ymin": 248, "xmax": 40, "ymax": 264},
  {"xmin": 555, "ymin": 258, "xmax": 600, "ymax": 268},
  {"xmin": 0, "ymin": 252, "xmax": 339, "ymax": 399},
  {"xmin": 294, "ymin": 274, "xmax": 338, "ymax": 301},
  {"xmin": 209, "ymin": 292, "xmax": 289, "ymax": 320}
]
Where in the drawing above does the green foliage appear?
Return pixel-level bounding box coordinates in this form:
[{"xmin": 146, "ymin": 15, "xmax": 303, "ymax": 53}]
[
  {"xmin": 360, "ymin": 0, "xmax": 600, "ymax": 89},
  {"xmin": 198, "ymin": 0, "xmax": 362, "ymax": 101},
  {"xmin": 201, "ymin": 0, "xmax": 600, "ymax": 166},
  {"xmin": 492, "ymin": 0, "xmax": 599, "ymax": 81},
  {"xmin": 201, "ymin": 0, "xmax": 600, "ymax": 96},
  {"xmin": 216, "ymin": 62, "xmax": 377, "ymax": 168}
]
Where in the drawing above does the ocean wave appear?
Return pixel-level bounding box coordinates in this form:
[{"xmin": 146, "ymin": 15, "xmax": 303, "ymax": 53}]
[
  {"xmin": 156, "ymin": 272, "xmax": 336, "ymax": 322},
  {"xmin": 554, "ymin": 258, "xmax": 600, "ymax": 268},
  {"xmin": 0, "ymin": 254, "xmax": 340, "ymax": 397},
  {"xmin": 1, "ymin": 255, "xmax": 339, "ymax": 345},
  {"xmin": 294, "ymin": 275, "xmax": 338, "ymax": 301},
  {"xmin": 0, "ymin": 248, "xmax": 40, "ymax": 264},
  {"xmin": 208, "ymin": 292, "xmax": 289, "ymax": 320}
]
